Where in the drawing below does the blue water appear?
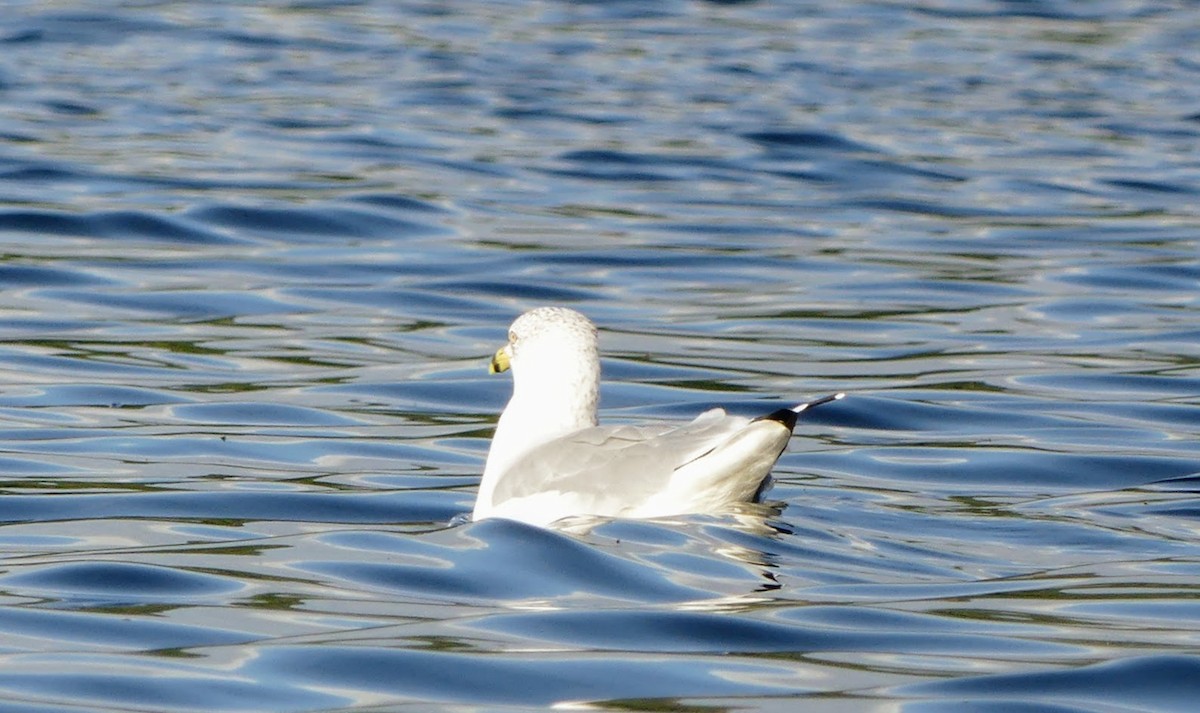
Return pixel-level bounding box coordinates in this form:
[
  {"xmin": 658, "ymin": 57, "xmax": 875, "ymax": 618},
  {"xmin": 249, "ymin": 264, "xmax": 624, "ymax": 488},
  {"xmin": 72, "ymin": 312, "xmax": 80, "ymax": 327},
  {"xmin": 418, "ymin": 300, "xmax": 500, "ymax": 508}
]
[{"xmin": 1, "ymin": 1, "xmax": 1198, "ymax": 710}]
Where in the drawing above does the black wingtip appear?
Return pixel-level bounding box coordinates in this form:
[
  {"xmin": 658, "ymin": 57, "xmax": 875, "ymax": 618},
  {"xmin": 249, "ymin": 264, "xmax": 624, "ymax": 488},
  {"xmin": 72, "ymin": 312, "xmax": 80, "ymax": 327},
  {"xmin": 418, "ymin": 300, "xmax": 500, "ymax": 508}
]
[
  {"xmin": 754, "ymin": 392, "xmax": 845, "ymax": 432},
  {"xmin": 756, "ymin": 407, "xmax": 799, "ymax": 431},
  {"xmin": 792, "ymin": 392, "xmax": 846, "ymax": 414}
]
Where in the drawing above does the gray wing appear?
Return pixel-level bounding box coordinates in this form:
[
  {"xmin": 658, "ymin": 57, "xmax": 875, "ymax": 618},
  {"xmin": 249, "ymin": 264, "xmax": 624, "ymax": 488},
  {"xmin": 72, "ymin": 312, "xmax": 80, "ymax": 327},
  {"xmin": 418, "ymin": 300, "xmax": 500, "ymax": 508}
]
[{"xmin": 491, "ymin": 408, "xmax": 750, "ymax": 505}]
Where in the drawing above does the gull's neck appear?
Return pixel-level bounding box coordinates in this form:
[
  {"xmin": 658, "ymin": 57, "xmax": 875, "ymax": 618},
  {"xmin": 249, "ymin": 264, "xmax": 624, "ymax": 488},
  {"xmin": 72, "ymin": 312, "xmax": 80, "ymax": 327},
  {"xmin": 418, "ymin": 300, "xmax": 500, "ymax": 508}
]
[{"xmin": 476, "ymin": 348, "xmax": 598, "ymax": 516}]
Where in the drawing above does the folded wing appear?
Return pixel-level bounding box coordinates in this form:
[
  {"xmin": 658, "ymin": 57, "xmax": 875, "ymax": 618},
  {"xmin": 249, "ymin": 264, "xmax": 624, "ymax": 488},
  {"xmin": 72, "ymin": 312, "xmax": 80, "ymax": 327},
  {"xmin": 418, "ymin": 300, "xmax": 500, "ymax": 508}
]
[{"xmin": 487, "ymin": 408, "xmax": 792, "ymax": 524}]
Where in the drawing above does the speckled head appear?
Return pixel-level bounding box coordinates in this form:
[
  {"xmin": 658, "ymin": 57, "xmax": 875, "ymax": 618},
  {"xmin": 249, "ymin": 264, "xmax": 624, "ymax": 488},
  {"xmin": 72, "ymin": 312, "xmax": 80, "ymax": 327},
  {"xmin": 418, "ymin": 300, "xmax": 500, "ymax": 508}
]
[
  {"xmin": 490, "ymin": 307, "xmax": 598, "ymax": 375},
  {"xmin": 510, "ymin": 306, "xmax": 596, "ymax": 349}
]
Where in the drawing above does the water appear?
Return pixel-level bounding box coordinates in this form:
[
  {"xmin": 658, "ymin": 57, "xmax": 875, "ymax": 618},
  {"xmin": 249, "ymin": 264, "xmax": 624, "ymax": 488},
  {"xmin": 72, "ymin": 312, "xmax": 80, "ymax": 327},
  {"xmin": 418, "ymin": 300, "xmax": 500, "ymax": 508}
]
[{"xmin": 1, "ymin": 0, "xmax": 1198, "ymax": 710}]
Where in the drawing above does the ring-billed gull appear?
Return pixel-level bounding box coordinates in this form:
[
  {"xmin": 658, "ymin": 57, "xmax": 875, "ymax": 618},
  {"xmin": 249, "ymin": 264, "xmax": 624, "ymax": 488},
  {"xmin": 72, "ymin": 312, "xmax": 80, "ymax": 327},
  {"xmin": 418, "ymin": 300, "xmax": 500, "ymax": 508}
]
[{"xmin": 473, "ymin": 307, "xmax": 843, "ymax": 527}]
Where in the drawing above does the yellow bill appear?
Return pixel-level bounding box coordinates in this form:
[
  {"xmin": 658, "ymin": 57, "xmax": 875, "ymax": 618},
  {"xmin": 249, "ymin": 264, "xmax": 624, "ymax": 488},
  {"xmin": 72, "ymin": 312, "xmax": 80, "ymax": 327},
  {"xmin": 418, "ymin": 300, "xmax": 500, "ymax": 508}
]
[{"xmin": 489, "ymin": 346, "xmax": 511, "ymax": 374}]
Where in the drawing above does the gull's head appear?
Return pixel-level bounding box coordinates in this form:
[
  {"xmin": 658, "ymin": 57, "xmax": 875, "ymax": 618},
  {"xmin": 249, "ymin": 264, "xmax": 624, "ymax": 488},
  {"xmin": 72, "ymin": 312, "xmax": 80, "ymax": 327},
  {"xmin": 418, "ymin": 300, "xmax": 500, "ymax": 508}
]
[{"xmin": 490, "ymin": 306, "xmax": 598, "ymax": 379}]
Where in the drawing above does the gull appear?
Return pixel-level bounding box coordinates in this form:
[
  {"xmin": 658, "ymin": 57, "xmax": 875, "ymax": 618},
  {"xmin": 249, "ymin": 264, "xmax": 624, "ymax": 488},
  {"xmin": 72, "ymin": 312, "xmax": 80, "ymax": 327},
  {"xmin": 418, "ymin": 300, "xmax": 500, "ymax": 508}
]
[{"xmin": 473, "ymin": 307, "xmax": 843, "ymax": 527}]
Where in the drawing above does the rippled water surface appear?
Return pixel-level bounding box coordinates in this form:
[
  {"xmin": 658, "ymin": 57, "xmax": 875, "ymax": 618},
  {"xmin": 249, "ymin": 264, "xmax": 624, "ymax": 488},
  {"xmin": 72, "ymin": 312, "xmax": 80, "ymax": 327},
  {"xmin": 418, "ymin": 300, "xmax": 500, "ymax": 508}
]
[{"xmin": 1, "ymin": 1, "xmax": 1199, "ymax": 711}]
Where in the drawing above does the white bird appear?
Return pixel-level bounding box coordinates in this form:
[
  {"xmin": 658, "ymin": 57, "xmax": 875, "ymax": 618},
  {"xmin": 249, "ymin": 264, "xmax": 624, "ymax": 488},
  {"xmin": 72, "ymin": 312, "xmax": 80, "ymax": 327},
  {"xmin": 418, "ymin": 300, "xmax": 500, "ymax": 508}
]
[{"xmin": 473, "ymin": 307, "xmax": 843, "ymax": 527}]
